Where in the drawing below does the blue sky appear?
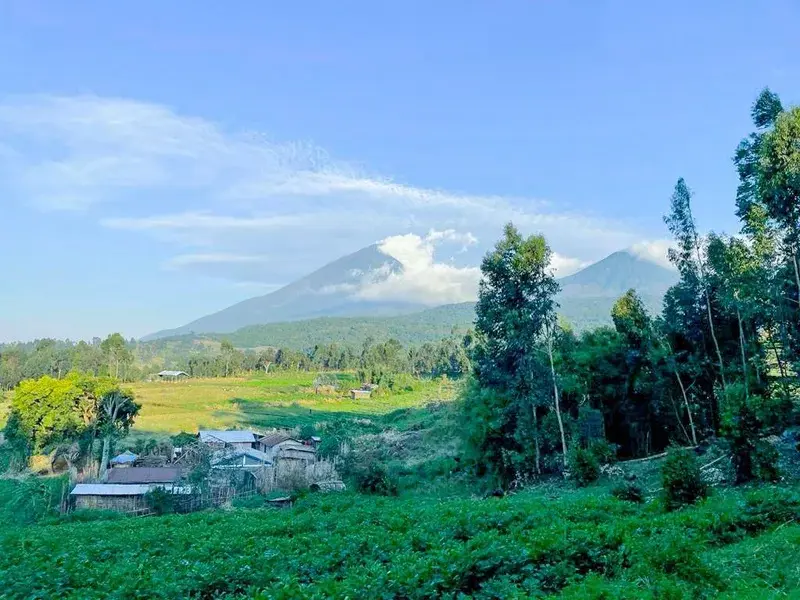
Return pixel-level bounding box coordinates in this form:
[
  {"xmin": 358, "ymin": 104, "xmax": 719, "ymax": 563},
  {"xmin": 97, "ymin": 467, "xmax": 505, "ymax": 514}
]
[{"xmin": 1, "ymin": 0, "xmax": 799, "ymax": 342}]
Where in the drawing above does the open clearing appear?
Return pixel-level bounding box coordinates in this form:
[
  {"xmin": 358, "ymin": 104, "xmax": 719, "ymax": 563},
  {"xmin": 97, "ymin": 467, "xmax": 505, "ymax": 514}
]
[{"xmin": 129, "ymin": 373, "xmax": 458, "ymax": 435}]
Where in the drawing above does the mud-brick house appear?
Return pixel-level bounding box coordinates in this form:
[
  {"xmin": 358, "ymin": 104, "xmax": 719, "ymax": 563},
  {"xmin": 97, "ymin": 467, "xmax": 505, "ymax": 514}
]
[
  {"xmin": 70, "ymin": 483, "xmax": 191, "ymax": 512},
  {"xmin": 257, "ymin": 433, "xmax": 317, "ymax": 465}
]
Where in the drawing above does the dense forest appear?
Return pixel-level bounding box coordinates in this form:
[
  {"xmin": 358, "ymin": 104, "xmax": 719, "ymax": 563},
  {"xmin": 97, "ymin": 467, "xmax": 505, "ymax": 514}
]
[
  {"xmin": 0, "ymin": 331, "xmax": 472, "ymax": 389},
  {"xmin": 462, "ymin": 88, "xmax": 800, "ymax": 486}
]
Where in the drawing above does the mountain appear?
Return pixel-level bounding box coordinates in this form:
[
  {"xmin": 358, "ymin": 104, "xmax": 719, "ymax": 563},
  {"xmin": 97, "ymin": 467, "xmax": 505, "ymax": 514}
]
[
  {"xmin": 558, "ymin": 250, "xmax": 677, "ymax": 298},
  {"xmin": 144, "ymin": 247, "xmax": 678, "ymax": 342},
  {"xmin": 144, "ymin": 245, "xmax": 423, "ymax": 341}
]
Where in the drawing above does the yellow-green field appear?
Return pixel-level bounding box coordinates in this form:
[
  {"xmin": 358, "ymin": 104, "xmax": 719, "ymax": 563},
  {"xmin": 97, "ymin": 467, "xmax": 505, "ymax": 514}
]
[{"xmin": 129, "ymin": 373, "xmax": 457, "ymax": 436}]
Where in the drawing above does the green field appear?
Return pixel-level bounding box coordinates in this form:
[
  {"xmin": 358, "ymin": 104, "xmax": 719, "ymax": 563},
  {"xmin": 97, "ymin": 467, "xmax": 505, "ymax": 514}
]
[
  {"xmin": 1, "ymin": 480, "xmax": 798, "ymax": 598},
  {"xmin": 129, "ymin": 372, "xmax": 458, "ymax": 435}
]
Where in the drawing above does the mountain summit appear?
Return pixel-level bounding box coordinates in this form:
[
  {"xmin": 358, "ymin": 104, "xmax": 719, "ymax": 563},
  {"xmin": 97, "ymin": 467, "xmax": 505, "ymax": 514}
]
[
  {"xmin": 144, "ymin": 246, "xmax": 678, "ymax": 340},
  {"xmin": 144, "ymin": 244, "xmax": 419, "ymax": 340}
]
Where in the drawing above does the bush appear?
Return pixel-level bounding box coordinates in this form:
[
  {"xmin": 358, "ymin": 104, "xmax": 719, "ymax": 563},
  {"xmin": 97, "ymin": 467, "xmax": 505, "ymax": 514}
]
[
  {"xmin": 661, "ymin": 447, "xmax": 708, "ymax": 511},
  {"xmin": 144, "ymin": 487, "xmax": 175, "ymax": 515},
  {"xmin": 753, "ymin": 442, "xmax": 780, "ymax": 483},
  {"xmin": 354, "ymin": 462, "xmax": 399, "ymax": 496},
  {"xmin": 588, "ymin": 439, "xmax": 618, "ymax": 464},
  {"xmin": 569, "ymin": 446, "xmax": 600, "ymax": 487},
  {"xmin": 611, "ymin": 481, "xmax": 644, "ymax": 503}
]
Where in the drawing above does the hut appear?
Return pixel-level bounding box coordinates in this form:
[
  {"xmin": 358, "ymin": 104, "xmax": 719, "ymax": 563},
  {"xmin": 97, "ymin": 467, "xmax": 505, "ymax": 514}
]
[
  {"xmin": 109, "ymin": 451, "xmax": 138, "ymax": 468},
  {"xmin": 157, "ymin": 370, "xmax": 188, "ymax": 381},
  {"xmin": 198, "ymin": 430, "xmax": 258, "ymax": 451},
  {"xmin": 257, "ymin": 433, "xmax": 317, "ymax": 465},
  {"xmin": 350, "ymin": 389, "xmax": 371, "ymax": 400},
  {"xmin": 70, "ymin": 483, "xmax": 191, "ymax": 512}
]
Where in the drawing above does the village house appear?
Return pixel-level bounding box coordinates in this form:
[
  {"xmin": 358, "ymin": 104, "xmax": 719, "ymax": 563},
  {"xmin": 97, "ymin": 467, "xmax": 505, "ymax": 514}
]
[
  {"xmin": 198, "ymin": 430, "xmax": 258, "ymax": 451},
  {"xmin": 72, "ymin": 467, "xmax": 188, "ymax": 512},
  {"xmin": 257, "ymin": 432, "xmax": 317, "ymax": 465}
]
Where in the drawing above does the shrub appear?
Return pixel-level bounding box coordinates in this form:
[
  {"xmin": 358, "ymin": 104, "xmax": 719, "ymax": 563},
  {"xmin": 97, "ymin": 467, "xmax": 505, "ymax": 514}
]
[
  {"xmin": 661, "ymin": 447, "xmax": 708, "ymax": 511},
  {"xmin": 753, "ymin": 443, "xmax": 780, "ymax": 483},
  {"xmin": 354, "ymin": 462, "xmax": 399, "ymax": 496},
  {"xmin": 144, "ymin": 487, "xmax": 175, "ymax": 515},
  {"xmin": 569, "ymin": 446, "xmax": 600, "ymax": 487},
  {"xmin": 588, "ymin": 439, "xmax": 618, "ymax": 464},
  {"xmin": 611, "ymin": 481, "xmax": 644, "ymax": 503}
]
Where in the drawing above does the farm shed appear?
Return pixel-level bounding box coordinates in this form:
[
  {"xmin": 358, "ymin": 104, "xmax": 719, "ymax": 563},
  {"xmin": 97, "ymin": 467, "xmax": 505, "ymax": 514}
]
[
  {"xmin": 70, "ymin": 483, "xmax": 191, "ymax": 512},
  {"xmin": 110, "ymin": 451, "xmax": 138, "ymax": 467},
  {"xmin": 157, "ymin": 370, "xmax": 188, "ymax": 381},
  {"xmin": 257, "ymin": 433, "xmax": 317, "ymax": 464},
  {"xmin": 350, "ymin": 389, "xmax": 371, "ymax": 400},
  {"xmin": 106, "ymin": 467, "xmax": 182, "ymax": 484},
  {"xmin": 198, "ymin": 430, "xmax": 258, "ymax": 450}
]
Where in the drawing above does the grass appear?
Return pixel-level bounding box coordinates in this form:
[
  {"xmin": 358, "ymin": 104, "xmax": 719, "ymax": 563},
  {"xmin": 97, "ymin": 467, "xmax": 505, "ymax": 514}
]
[
  {"xmin": 0, "ymin": 482, "xmax": 798, "ymax": 598},
  {"xmin": 129, "ymin": 372, "xmax": 458, "ymax": 436}
]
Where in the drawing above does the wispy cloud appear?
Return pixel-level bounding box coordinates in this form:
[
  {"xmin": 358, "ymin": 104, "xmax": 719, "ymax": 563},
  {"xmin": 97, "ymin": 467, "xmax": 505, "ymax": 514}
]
[{"xmin": 0, "ymin": 94, "xmax": 662, "ymax": 293}]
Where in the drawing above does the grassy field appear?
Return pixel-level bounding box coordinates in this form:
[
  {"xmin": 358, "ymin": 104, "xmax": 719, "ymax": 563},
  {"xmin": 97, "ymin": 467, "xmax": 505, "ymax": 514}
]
[
  {"xmin": 0, "ymin": 480, "xmax": 798, "ymax": 598},
  {"xmin": 129, "ymin": 372, "xmax": 458, "ymax": 436}
]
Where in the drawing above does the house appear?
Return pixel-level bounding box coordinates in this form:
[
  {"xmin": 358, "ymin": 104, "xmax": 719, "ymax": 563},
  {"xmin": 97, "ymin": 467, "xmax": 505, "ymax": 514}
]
[
  {"xmin": 211, "ymin": 447, "xmax": 272, "ymax": 470},
  {"xmin": 350, "ymin": 389, "xmax": 371, "ymax": 400},
  {"xmin": 257, "ymin": 432, "xmax": 316, "ymax": 465},
  {"xmin": 70, "ymin": 483, "xmax": 191, "ymax": 512},
  {"xmin": 198, "ymin": 430, "xmax": 258, "ymax": 451},
  {"xmin": 109, "ymin": 451, "xmax": 138, "ymax": 468},
  {"xmin": 157, "ymin": 370, "xmax": 188, "ymax": 381}
]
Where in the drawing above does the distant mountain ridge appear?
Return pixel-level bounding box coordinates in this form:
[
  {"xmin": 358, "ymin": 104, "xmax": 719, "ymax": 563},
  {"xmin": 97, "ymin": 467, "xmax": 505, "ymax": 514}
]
[{"xmin": 144, "ymin": 246, "xmax": 678, "ymax": 342}]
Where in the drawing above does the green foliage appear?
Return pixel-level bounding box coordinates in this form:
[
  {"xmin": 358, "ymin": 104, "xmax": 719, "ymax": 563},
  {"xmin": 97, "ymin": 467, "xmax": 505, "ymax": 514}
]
[
  {"xmin": 350, "ymin": 461, "xmax": 400, "ymax": 496},
  {"xmin": 2, "ymin": 484, "xmax": 800, "ymax": 598},
  {"xmin": 588, "ymin": 438, "xmax": 618, "ymax": 465},
  {"xmin": 569, "ymin": 446, "xmax": 600, "ymax": 487},
  {"xmin": 611, "ymin": 481, "xmax": 645, "ymax": 503},
  {"xmin": 170, "ymin": 431, "xmax": 196, "ymax": 447},
  {"xmin": 144, "ymin": 487, "xmax": 175, "ymax": 515},
  {"xmin": 661, "ymin": 447, "xmax": 709, "ymax": 511},
  {"xmin": 721, "ymin": 385, "xmax": 785, "ymax": 484}
]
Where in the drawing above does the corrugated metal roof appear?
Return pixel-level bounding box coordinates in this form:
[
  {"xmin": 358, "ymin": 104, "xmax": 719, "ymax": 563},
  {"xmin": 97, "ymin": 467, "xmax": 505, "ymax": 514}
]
[
  {"xmin": 199, "ymin": 430, "xmax": 257, "ymax": 444},
  {"xmin": 158, "ymin": 370, "xmax": 188, "ymax": 377},
  {"xmin": 211, "ymin": 447, "xmax": 272, "ymax": 466},
  {"xmin": 107, "ymin": 467, "xmax": 182, "ymax": 484},
  {"xmin": 71, "ymin": 484, "xmax": 192, "ymax": 496}
]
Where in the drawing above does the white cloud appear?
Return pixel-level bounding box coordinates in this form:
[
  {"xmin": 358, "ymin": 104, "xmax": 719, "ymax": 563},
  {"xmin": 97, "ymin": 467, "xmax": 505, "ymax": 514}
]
[
  {"xmin": 628, "ymin": 240, "xmax": 676, "ymax": 270},
  {"xmin": 550, "ymin": 253, "xmax": 591, "ymax": 277},
  {"xmin": 0, "ymin": 94, "xmax": 661, "ymax": 291},
  {"xmin": 357, "ymin": 231, "xmax": 481, "ymax": 305}
]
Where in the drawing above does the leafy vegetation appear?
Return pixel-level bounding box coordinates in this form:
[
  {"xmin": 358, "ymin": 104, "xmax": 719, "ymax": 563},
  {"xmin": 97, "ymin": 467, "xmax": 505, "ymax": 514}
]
[{"xmin": 1, "ymin": 484, "xmax": 798, "ymax": 598}]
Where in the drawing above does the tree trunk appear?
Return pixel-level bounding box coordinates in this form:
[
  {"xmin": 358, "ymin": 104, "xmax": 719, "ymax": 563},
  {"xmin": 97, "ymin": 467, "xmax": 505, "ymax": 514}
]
[
  {"xmin": 532, "ymin": 405, "xmax": 541, "ymax": 475},
  {"xmin": 767, "ymin": 329, "xmax": 787, "ymax": 380},
  {"xmin": 100, "ymin": 436, "xmax": 111, "ymax": 479},
  {"xmin": 736, "ymin": 305, "xmax": 749, "ymax": 399},
  {"xmin": 694, "ymin": 231, "xmax": 727, "ymax": 393},
  {"xmin": 792, "ymin": 246, "xmax": 800, "ymax": 305},
  {"xmin": 546, "ymin": 332, "xmax": 568, "ymax": 471},
  {"xmin": 674, "ymin": 368, "xmax": 697, "ymax": 445}
]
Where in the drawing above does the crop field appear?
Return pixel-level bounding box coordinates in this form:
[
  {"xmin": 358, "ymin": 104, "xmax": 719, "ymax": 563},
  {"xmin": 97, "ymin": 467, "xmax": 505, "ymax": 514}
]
[
  {"xmin": 1, "ymin": 481, "xmax": 798, "ymax": 599},
  {"xmin": 129, "ymin": 372, "xmax": 458, "ymax": 435}
]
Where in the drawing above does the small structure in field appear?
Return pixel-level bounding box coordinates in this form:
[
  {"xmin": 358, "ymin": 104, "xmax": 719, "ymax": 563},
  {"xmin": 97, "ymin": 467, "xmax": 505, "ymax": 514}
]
[
  {"xmin": 310, "ymin": 480, "xmax": 346, "ymax": 493},
  {"xmin": 157, "ymin": 370, "xmax": 189, "ymax": 381},
  {"xmin": 350, "ymin": 389, "xmax": 371, "ymax": 400},
  {"xmin": 198, "ymin": 430, "xmax": 258, "ymax": 451},
  {"xmin": 109, "ymin": 451, "xmax": 138, "ymax": 468},
  {"xmin": 257, "ymin": 432, "xmax": 317, "ymax": 465},
  {"xmin": 70, "ymin": 483, "xmax": 191, "ymax": 512}
]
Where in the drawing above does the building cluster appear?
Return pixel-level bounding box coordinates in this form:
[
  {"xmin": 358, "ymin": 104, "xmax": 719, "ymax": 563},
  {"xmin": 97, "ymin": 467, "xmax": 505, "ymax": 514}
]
[{"xmin": 69, "ymin": 428, "xmax": 327, "ymax": 513}]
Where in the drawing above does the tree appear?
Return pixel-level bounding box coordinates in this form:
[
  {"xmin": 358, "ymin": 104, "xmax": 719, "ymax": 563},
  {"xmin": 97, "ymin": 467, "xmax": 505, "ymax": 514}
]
[
  {"xmin": 220, "ymin": 339, "xmax": 235, "ymax": 377},
  {"xmin": 98, "ymin": 389, "xmax": 140, "ymax": 476},
  {"xmin": 465, "ymin": 223, "xmax": 560, "ymax": 485},
  {"xmin": 100, "ymin": 333, "xmax": 133, "ymax": 380}
]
